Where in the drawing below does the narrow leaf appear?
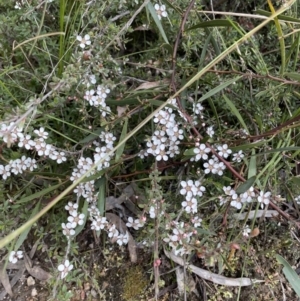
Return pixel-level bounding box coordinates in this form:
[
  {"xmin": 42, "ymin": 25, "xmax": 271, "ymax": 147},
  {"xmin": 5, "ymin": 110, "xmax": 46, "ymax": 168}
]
[
  {"xmin": 276, "ymin": 254, "xmax": 300, "ymax": 296},
  {"xmin": 147, "ymin": 2, "xmax": 169, "ymax": 44},
  {"xmin": 14, "ymin": 202, "xmax": 40, "ymax": 250},
  {"xmin": 78, "ymin": 127, "xmax": 103, "ymax": 144},
  {"xmin": 16, "ymin": 183, "xmax": 64, "ymax": 204},
  {"xmin": 0, "ymin": 263, "xmax": 13, "ymax": 297},
  {"xmin": 284, "ymin": 72, "xmax": 300, "ymax": 81},
  {"xmin": 74, "ymin": 200, "xmax": 88, "ymax": 237},
  {"xmin": 96, "ymin": 177, "xmax": 106, "ymax": 215},
  {"xmin": 254, "ymin": 9, "xmax": 300, "ymax": 24},
  {"xmin": 223, "ymin": 94, "xmax": 249, "ymax": 133},
  {"xmin": 199, "ymin": 76, "xmax": 242, "ymax": 102},
  {"xmin": 248, "ymin": 148, "xmax": 257, "ymax": 179},
  {"xmin": 186, "ymin": 20, "xmax": 238, "ymax": 31},
  {"xmin": 115, "ymin": 118, "xmax": 128, "ymax": 162}
]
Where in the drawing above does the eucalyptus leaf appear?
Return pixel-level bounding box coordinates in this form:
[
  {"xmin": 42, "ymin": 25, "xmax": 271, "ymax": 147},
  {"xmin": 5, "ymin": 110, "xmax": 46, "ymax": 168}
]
[{"xmin": 236, "ymin": 176, "xmax": 256, "ymax": 194}]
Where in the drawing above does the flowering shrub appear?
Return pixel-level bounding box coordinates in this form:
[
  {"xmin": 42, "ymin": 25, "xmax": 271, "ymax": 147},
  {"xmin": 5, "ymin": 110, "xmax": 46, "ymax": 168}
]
[{"xmin": 1, "ymin": 0, "xmax": 300, "ymax": 299}]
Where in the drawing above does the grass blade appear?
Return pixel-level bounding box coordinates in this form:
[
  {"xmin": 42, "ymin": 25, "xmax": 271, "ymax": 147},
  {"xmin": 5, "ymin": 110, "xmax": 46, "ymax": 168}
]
[
  {"xmin": 223, "ymin": 94, "xmax": 249, "ymax": 133},
  {"xmin": 147, "ymin": 2, "xmax": 169, "ymax": 44}
]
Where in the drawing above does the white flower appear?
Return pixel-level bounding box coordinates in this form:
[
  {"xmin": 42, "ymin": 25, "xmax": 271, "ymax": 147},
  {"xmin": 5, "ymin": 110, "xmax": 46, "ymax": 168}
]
[
  {"xmin": 152, "ymin": 130, "xmax": 167, "ymax": 146},
  {"xmin": 166, "ymin": 126, "xmax": 184, "ymax": 142},
  {"xmin": 97, "ymin": 85, "xmax": 110, "ymax": 99},
  {"xmin": 154, "ymin": 144, "xmax": 168, "ymax": 161},
  {"xmin": 193, "ymin": 144, "xmax": 210, "ymax": 161},
  {"xmin": 25, "ymin": 158, "xmax": 38, "ymax": 171},
  {"xmin": 240, "ymin": 187, "xmax": 255, "ymax": 203},
  {"xmin": 108, "ymin": 224, "xmax": 119, "ymax": 238},
  {"xmin": 193, "ymin": 103, "xmax": 204, "ymax": 114},
  {"xmin": 215, "ymin": 162, "xmax": 226, "ymax": 176},
  {"xmin": 180, "ymin": 180, "xmax": 194, "ymax": 200},
  {"xmin": 116, "ymin": 232, "xmax": 129, "ymax": 246},
  {"xmin": 62, "ymin": 223, "xmax": 75, "ymax": 237},
  {"xmin": 67, "ymin": 211, "xmax": 85, "ymax": 228},
  {"xmin": 0, "ymin": 165, "xmax": 11, "ymax": 180},
  {"xmin": 223, "ymin": 186, "xmax": 235, "ymax": 196},
  {"xmin": 77, "ymin": 34, "xmax": 91, "ymax": 49},
  {"xmin": 11, "ymin": 159, "xmax": 23, "ymax": 175},
  {"xmin": 154, "ymin": 4, "xmax": 168, "ymax": 20},
  {"xmin": 18, "ymin": 135, "xmax": 35, "ymax": 150},
  {"xmin": 0, "ymin": 122, "xmax": 20, "ymax": 145},
  {"xmin": 149, "ymin": 206, "xmax": 156, "ymax": 218},
  {"xmin": 203, "ymin": 159, "xmax": 217, "ymax": 174},
  {"xmin": 84, "ymin": 89, "xmax": 95, "ymax": 103},
  {"xmin": 217, "ymin": 144, "xmax": 232, "ymax": 158},
  {"xmin": 85, "ymin": 74, "xmax": 96, "ymax": 87},
  {"xmin": 153, "ymin": 110, "xmax": 169, "ymax": 125},
  {"xmin": 182, "ymin": 197, "xmax": 197, "ymax": 213},
  {"xmin": 243, "ymin": 225, "xmax": 251, "ymax": 237},
  {"xmin": 88, "ymin": 205, "xmax": 100, "ymax": 218},
  {"xmin": 193, "ymin": 180, "xmax": 206, "ymax": 197},
  {"xmin": 232, "ymin": 150, "xmax": 245, "ymax": 163},
  {"xmin": 91, "ymin": 216, "xmax": 107, "ymax": 231},
  {"xmin": 58, "ymin": 260, "xmax": 73, "ymax": 279},
  {"xmin": 14, "ymin": 1, "xmax": 23, "ymax": 9},
  {"xmin": 206, "ymin": 126, "xmax": 214, "ymax": 138},
  {"xmin": 9, "ymin": 250, "xmax": 23, "ymax": 263},
  {"xmin": 171, "ymin": 228, "xmax": 184, "ymax": 243},
  {"xmin": 257, "ymin": 191, "xmax": 271, "ymax": 207},
  {"xmin": 99, "ymin": 132, "xmax": 116, "ymax": 149},
  {"xmin": 126, "ymin": 217, "xmax": 144, "ymax": 230},
  {"xmin": 230, "ymin": 196, "xmax": 242, "ymax": 209},
  {"xmin": 65, "ymin": 202, "xmax": 78, "ymax": 214},
  {"xmin": 191, "ymin": 216, "xmax": 202, "ymax": 227},
  {"xmin": 34, "ymin": 127, "xmax": 48, "ymax": 139},
  {"xmin": 50, "ymin": 151, "xmax": 67, "ymax": 163}
]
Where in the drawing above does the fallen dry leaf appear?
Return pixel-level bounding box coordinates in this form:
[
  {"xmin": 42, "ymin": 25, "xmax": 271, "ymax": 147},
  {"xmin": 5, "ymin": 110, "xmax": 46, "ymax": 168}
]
[
  {"xmin": 134, "ymin": 81, "xmax": 163, "ymax": 91},
  {"xmin": 165, "ymin": 249, "xmax": 264, "ymax": 286},
  {"xmin": 24, "ymin": 253, "xmax": 51, "ymax": 281},
  {"xmin": 106, "ymin": 212, "xmax": 137, "ymax": 263},
  {"xmin": 117, "ymin": 106, "xmax": 127, "ymax": 117},
  {"xmin": 0, "ymin": 263, "xmax": 13, "ymax": 298},
  {"xmin": 233, "ymin": 210, "xmax": 278, "ymax": 220}
]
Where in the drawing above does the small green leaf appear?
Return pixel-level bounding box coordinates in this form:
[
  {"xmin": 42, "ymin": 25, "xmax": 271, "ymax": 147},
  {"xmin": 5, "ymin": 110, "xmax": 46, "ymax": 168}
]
[
  {"xmin": 236, "ymin": 176, "xmax": 256, "ymax": 194},
  {"xmin": 276, "ymin": 254, "xmax": 300, "ymax": 297},
  {"xmin": 183, "ymin": 148, "xmax": 196, "ymax": 157}
]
